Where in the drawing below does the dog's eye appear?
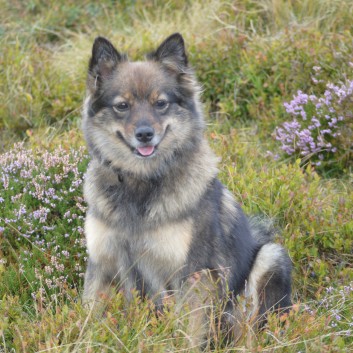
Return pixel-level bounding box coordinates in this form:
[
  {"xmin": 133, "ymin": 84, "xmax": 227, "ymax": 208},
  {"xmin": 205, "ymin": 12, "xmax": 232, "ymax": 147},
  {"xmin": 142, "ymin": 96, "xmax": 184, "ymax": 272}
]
[
  {"xmin": 155, "ymin": 100, "xmax": 168, "ymax": 109},
  {"xmin": 113, "ymin": 102, "xmax": 129, "ymax": 112}
]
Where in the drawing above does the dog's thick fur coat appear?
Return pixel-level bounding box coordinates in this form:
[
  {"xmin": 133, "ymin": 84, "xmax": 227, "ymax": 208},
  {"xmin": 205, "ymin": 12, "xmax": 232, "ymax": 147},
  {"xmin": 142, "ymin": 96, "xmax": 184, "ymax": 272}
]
[{"xmin": 82, "ymin": 33, "xmax": 292, "ymax": 341}]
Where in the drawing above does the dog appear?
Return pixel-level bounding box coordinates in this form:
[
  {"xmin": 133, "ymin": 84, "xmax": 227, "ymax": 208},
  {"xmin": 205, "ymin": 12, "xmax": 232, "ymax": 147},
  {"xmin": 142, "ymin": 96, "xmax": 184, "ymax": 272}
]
[{"xmin": 82, "ymin": 33, "xmax": 292, "ymax": 344}]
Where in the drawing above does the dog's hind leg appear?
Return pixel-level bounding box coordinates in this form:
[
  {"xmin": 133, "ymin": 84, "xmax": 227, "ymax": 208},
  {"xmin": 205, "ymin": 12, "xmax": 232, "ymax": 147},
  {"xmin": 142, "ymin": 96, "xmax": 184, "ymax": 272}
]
[{"xmin": 246, "ymin": 243, "xmax": 292, "ymax": 325}]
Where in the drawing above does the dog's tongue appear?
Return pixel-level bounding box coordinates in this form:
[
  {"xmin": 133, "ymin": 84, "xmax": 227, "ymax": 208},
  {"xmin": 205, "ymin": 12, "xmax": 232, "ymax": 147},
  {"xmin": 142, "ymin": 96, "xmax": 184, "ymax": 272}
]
[{"xmin": 137, "ymin": 146, "xmax": 155, "ymax": 156}]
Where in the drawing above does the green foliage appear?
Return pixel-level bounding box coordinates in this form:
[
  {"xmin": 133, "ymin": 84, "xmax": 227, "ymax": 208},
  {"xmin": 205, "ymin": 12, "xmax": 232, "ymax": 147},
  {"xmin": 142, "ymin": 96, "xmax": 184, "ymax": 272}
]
[{"xmin": 1, "ymin": 0, "xmax": 353, "ymax": 351}]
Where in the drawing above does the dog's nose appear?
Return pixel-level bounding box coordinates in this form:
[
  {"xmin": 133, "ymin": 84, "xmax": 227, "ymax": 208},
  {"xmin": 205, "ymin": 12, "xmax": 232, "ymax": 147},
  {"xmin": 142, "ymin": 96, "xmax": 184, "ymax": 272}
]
[{"xmin": 135, "ymin": 126, "xmax": 155, "ymax": 143}]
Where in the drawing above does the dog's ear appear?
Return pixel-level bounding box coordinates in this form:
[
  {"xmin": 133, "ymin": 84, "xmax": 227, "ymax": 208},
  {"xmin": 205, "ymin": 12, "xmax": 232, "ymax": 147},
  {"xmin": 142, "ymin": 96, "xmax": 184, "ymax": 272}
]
[
  {"xmin": 87, "ymin": 37, "xmax": 124, "ymax": 92},
  {"xmin": 147, "ymin": 33, "xmax": 188, "ymax": 71}
]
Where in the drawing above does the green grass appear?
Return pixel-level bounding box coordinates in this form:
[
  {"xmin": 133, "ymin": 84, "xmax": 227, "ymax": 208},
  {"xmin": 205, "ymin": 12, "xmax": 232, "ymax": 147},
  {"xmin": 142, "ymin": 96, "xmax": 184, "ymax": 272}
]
[{"xmin": 0, "ymin": 0, "xmax": 352, "ymax": 351}]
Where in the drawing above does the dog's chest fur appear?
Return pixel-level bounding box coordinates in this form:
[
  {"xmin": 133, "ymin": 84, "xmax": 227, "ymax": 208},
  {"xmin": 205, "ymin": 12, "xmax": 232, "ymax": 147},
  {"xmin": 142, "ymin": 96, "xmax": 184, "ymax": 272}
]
[
  {"xmin": 134, "ymin": 219, "xmax": 193, "ymax": 290},
  {"xmin": 85, "ymin": 212, "xmax": 193, "ymax": 293}
]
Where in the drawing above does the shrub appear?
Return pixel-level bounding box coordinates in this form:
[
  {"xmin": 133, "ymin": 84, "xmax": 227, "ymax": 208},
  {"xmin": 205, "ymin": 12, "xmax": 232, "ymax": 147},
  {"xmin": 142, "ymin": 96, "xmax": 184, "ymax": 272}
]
[
  {"xmin": 275, "ymin": 68, "xmax": 353, "ymax": 172},
  {"xmin": 0, "ymin": 143, "xmax": 89, "ymax": 304}
]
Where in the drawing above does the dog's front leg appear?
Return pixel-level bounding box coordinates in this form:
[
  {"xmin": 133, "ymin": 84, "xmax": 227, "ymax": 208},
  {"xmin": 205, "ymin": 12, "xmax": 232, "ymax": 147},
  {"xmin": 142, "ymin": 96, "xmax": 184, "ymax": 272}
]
[
  {"xmin": 82, "ymin": 257, "xmax": 118, "ymax": 310},
  {"xmin": 83, "ymin": 213, "xmax": 123, "ymax": 309}
]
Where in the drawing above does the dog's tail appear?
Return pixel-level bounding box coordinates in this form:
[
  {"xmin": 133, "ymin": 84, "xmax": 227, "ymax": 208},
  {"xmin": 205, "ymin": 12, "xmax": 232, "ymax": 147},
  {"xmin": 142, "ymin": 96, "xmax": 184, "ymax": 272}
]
[{"xmin": 245, "ymin": 215, "xmax": 292, "ymax": 324}]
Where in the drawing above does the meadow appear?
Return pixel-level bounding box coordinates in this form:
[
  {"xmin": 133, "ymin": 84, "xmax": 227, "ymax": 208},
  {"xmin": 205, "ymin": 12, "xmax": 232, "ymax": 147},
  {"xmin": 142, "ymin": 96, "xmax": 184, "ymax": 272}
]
[{"xmin": 0, "ymin": 0, "xmax": 352, "ymax": 351}]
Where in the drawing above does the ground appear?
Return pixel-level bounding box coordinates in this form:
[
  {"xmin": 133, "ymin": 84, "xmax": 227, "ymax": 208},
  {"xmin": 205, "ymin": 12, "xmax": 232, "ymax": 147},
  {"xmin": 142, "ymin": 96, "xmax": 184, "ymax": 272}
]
[{"xmin": 0, "ymin": 1, "xmax": 352, "ymax": 351}]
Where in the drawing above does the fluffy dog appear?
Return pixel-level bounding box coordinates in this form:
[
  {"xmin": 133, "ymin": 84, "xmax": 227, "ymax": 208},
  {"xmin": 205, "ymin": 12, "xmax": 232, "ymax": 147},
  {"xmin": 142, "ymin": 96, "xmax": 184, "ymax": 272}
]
[{"xmin": 82, "ymin": 33, "xmax": 292, "ymax": 342}]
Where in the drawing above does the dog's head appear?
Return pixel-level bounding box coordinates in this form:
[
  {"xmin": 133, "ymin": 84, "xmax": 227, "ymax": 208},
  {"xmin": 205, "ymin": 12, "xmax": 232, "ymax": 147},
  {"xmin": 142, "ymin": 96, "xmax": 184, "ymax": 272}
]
[{"xmin": 83, "ymin": 33, "xmax": 204, "ymax": 178}]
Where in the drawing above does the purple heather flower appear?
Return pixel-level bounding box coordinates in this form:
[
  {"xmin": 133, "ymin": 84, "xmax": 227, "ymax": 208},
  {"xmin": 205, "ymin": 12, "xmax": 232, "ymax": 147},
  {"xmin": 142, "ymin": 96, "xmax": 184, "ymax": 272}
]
[
  {"xmin": 311, "ymin": 117, "xmax": 321, "ymax": 127},
  {"xmin": 61, "ymin": 250, "xmax": 70, "ymax": 258},
  {"xmin": 326, "ymin": 286, "xmax": 334, "ymax": 293}
]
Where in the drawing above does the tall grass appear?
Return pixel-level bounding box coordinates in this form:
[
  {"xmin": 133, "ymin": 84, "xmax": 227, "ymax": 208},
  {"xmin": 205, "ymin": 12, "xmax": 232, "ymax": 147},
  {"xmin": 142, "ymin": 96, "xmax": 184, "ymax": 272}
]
[{"xmin": 1, "ymin": 0, "xmax": 352, "ymax": 351}]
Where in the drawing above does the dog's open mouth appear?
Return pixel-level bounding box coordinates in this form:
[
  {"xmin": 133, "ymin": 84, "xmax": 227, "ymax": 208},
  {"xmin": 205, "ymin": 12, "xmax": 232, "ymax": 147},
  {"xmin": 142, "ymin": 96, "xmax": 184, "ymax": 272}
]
[{"xmin": 136, "ymin": 146, "xmax": 155, "ymax": 157}]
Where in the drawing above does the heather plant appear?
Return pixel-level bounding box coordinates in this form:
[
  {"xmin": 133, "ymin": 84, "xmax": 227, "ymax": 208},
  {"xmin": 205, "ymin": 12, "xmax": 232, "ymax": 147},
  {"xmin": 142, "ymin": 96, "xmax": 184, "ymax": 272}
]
[
  {"xmin": 261, "ymin": 282, "xmax": 353, "ymax": 351},
  {"xmin": 275, "ymin": 68, "xmax": 353, "ymax": 172},
  {"xmin": 0, "ymin": 143, "xmax": 89, "ymax": 304},
  {"xmin": 1, "ymin": 0, "xmax": 353, "ymax": 351},
  {"xmin": 318, "ymin": 283, "xmax": 353, "ymax": 338}
]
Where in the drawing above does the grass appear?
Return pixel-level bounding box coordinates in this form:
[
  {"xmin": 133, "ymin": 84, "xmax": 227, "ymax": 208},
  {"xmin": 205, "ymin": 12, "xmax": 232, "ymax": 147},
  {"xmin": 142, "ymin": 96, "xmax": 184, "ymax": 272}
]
[{"xmin": 0, "ymin": 0, "xmax": 352, "ymax": 351}]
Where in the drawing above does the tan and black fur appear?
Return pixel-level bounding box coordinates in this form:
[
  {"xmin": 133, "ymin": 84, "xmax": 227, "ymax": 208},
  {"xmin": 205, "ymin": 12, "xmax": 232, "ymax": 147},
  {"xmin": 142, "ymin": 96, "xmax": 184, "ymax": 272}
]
[{"xmin": 82, "ymin": 33, "xmax": 292, "ymax": 343}]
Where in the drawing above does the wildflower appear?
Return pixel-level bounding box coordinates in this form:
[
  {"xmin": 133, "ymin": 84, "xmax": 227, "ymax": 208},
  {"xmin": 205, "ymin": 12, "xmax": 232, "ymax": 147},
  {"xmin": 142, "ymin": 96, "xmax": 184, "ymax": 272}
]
[
  {"xmin": 44, "ymin": 266, "xmax": 54, "ymax": 274},
  {"xmin": 326, "ymin": 286, "xmax": 334, "ymax": 293},
  {"xmin": 311, "ymin": 117, "xmax": 321, "ymax": 128},
  {"xmin": 61, "ymin": 250, "xmax": 70, "ymax": 258},
  {"xmin": 275, "ymin": 78, "xmax": 353, "ymax": 167}
]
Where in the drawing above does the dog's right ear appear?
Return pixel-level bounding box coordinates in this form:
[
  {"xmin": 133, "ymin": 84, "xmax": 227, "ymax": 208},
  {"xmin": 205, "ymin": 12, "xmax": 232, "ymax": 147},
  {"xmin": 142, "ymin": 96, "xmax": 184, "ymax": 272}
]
[
  {"xmin": 147, "ymin": 33, "xmax": 188, "ymax": 72},
  {"xmin": 87, "ymin": 37, "xmax": 123, "ymax": 93}
]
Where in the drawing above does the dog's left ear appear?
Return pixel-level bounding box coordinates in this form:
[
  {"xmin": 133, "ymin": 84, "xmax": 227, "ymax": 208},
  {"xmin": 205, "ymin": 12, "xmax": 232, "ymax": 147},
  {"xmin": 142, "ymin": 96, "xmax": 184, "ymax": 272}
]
[
  {"xmin": 87, "ymin": 37, "xmax": 124, "ymax": 93},
  {"xmin": 147, "ymin": 33, "xmax": 188, "ymax": 71}
]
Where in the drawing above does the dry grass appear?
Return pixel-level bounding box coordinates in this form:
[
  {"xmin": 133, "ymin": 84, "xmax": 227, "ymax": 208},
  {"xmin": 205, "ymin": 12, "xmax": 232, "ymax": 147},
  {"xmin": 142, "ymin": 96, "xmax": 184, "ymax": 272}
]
[{"xmin": 0, "ymin": 0, "xmax": 352, "ymax": 351}]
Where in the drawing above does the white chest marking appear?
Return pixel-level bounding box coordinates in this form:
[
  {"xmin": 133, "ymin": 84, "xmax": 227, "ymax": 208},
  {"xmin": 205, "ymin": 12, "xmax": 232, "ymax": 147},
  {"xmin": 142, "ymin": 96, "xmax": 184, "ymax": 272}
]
[{"xmin": 141, "ymin": 220, "xmax": 193, "ymax": 267}]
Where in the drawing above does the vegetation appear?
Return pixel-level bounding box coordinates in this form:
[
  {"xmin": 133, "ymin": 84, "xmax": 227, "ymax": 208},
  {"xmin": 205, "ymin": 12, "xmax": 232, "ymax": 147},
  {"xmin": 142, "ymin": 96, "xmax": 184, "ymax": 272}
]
[{"xmin": 0, "ymin": 0, "xmax": 352, "ymax": 351}]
